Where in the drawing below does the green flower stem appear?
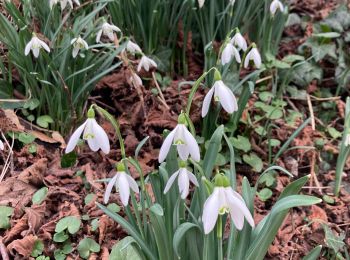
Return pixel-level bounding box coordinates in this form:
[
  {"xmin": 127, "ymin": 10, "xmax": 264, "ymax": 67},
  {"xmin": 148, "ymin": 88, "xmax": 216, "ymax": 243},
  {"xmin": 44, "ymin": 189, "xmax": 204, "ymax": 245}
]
[{"xmin": 217, "ymin": 216, "xmax": 223, "ymax": 260}]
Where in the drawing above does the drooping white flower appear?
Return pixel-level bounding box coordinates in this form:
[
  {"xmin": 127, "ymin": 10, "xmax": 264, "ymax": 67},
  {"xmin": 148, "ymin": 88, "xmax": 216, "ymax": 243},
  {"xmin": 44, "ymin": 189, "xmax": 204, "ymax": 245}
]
[
  {"xmin": 104, "ymin": 169, "xmax": 139, "ymax": 206},
  {"xmin": 270, "ymin": 0, "xmax": 284, "ymax": 16},
  {"xmin": 244, "ymin": 47, "xmax": 262, "ymax": 69},
  {"xmin": 221, "ymin": 43, "xmax": 241, "ymax": 65},
  {"xmin": 71, "ymin": 36, "xmax": 88, "ymax": 58},
  {"xmin": 50, "ymin": 0, "xmax": 80, "ymax": 10},
  {"xmin": 198, "ymin": 0, "xmax": 205, "ymax": 8},
  {"xmin": 96, "ymin": 22, "xmax": 121, "ymax": 43},
  {"xmin": 137, "ymin": 55, "xmax": 157, "ymax": 72},
  {"xmin": 159, "ymin": 115, "xmax": 200, "ymax": 163},
  {"xmin": 65, "ymin": 110, "xmax": 110, "ymax": 154},
  {"xmin": 24, "ymin": 35, "xmax": 50, "ymax": 58},
  {"xmin": 229, "ymin": 0, "xmax": 235, "ymax": 6},
  {"xmin": 202, "ymin": 186, "xmax": 255, "ymax": 234},
  {"xmin": 345, "ymin": 133, "xmax": 350, "ymax": 146},
  {"xmin": 126, "ymin": 40, "xmax": 142, "ymax": 54},
  {"xmin": 230, "ymin": 31, "xmax": 247, "ymax": 51},
  {"xmin": 0, "ymin": 139, "xmax": 4, "ymax": 150},
  {"xmin": 164, "ymin": 167, "xmax": 199, "ymax": 199},
  {"xmin": 130, "ymin": 72, "xmax": 143, "ymax": 88},
  {"xmin": 202, "ymin": 80, "xmax": 238, "ymax": 117}
]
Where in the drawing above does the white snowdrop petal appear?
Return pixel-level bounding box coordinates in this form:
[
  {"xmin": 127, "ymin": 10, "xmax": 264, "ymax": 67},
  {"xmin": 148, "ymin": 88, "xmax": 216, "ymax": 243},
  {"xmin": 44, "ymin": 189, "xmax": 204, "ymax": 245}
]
[
  {"xmin": 38, "ymin": 39, "xmax": 50, "ymax": 53},
  {"xmin": 178, "ymin": 169, "xmax": 190, "ymax": 199},
  {"xmin": 25, "ymin": 40, "xmax": 32, "ymax": 56},
  {"xmin": 202, "ymin": 188, "xmax": 221, "ymax": 234},
  {"xmin": 177, "ymin": 144, "xmax": 190, "ymax": 161},
  {"xmin": 221, "ymin": 44, "xmax": 234, "ymax": 65},
  {"xmin": 158, "ymin": 126, "xmax": 177, "ymax": 162},
  {"xmin": 198, "ymin": 0, "xmax": 205, "ymax": 8},
  {"xmin": 96, "ymin": 30, "xmax": 103, "ymax": 43},
  {"xmin": 72, "ymin": 47, "xmax": 79, "ymax": 58},
  {"xmin": 111, "ymin": 25, "xmax": 121, "ymax": 32},
  {"xmin": 232, "ymin": 47, "xmax": 241, "ymax": 63},
  {"xmin": 187, "ymin": 170, "xmax": 199, "ymax": 187},
  {"xmin": 65, "ymin": 121, "xmax": 87, "ymax": 153},
  {"xmin": 91, "ymin": 119, "xmax": 110, "ymax": 154},
  {"xmin": 226, "ymin": 187, "xmax": 255, "ymax": 228},
  {"xmin": 215, "ymin": 81, "xmax": 237, "ymax": 114},
  {"xmin": 201, "ymin": 86, "xmax": 215, "ymax": 117},
  {"xmin": 118, "ymin": 173, "xmax": 131, "ymax": 206},
  {"xmin": 125, "ymin": 174, "xmax": 139, "ymax": 193},
  {"xmin": 252, "ymin": 48, "xmax": 261, "ymax": 68},
  {"xmin": 0, "ymin": 140, "xmax": 4, "ymax": 150},
  {"xmin": 244, "ymin": 52, "xmax": 251, "ymax": 68},
  {"xmin": 33, "ymin": 47, "xmax": 40, "ymax": 58},
  {"xmin": 164, "ymin": 170, "xmax": 180, "ymax": 194},
  {"xmin": 104, "ymin": 173, "xmax": 119, "ymax": 204},
  {"xmin": 182, "ymin": 126, "xmax": 200, "ymax": 162},
  {"xmin": 107, "ymin": 31, "xmax": 114, "ymax": 41},
  {"xmin": 71, "ymin": 38, "xmax": 77, "ymax": 45}
]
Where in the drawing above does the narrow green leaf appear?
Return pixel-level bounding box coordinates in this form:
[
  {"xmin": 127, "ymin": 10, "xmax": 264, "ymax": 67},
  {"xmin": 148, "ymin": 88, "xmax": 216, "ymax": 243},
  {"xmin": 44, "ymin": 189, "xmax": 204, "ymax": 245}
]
[{"xmin": 203, "ymin": 125, "xmax": 224, "ymax": 178}]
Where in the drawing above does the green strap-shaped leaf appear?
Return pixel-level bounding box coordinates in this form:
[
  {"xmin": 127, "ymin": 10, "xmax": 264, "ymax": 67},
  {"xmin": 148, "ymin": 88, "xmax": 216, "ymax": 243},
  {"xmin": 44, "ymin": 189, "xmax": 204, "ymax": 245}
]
[
  {"xmin": 302, "ymin": 245, "xmax": 322, "ymax": 260},
  {"xmin": 173, "ymin": 222, "xmax": 200, "ymax": 257},
  {"xmin": 203, "ymin": 125, "xmax": 224, "ymax": 178}
]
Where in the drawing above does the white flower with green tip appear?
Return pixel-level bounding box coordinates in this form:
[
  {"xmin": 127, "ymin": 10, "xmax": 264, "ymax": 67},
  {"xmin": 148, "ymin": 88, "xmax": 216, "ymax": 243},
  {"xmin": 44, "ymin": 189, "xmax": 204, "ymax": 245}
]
[
  {"xmin": 159, "ymin": 114, "xmax": 200, "ymax": 163},
  {"xmin": 244, "ymin": 45, "xmax": 261, "ymax": 69},
  {"xmin": 221, "ymin": 43, "xmax": 241, "ymax": 65},
  {"xmin": 270, "ymin": 0, "xmax": 284, "ymax": 16},
  {"xmin": 65, "ymin": 108, "xmax": 110, "ymax": 154},
  {"xmin": 126, "ymin": 40, "xmax": 142, "ymax": 54},
  {"xmin": 202, "ymin": 175, "xmax": 255, "ymax": 234},
  {"xmin": 202, "ymin": 71, "xmax": 238, "ymax": 117},
  {"xmin": 137, "ymin": 55, "xmax": 157, "ymax": 72},
  {"xmin": 71, "ymin": 36, "xmax": 88, "ymax": 58},
  {"xmin": 0, "ymin": 139, "xmax": 4, "ymax": 150},
  {"xmin": 230, "ymin": 31, "xmax": 247, "ymax": 51},
  {"xmin": 25, "ymin": 35, "xmax": 50, "ymax": 58},
  {"xmin": 49, "ymin": 0, "xmax": 80, "ymax": 10},
  {"xmin": 104, "ymin": 163, "xmax": 139, "ymax": 206},
  {"xmin": 96, "ymin": 22, "xmax": 121, "ymax": 43},
  {"xmin": 164, "ymin": 163, "xmax": 199, "ymax": 199}
]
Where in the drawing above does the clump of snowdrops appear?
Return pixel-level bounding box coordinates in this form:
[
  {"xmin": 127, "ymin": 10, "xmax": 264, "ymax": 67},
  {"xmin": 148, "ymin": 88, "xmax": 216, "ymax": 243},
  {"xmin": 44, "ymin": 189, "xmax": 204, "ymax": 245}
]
[{"xmin": 65, "ymin": 23, "xmax": 321, "ymax": 260}]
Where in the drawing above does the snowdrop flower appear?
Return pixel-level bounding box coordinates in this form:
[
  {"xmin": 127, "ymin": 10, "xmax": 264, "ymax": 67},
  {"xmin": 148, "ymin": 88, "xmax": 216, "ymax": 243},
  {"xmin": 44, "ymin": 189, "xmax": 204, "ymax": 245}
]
[
  {"xmin": 345, "ymin": 133, "xmax": 350, "ymax": 146},
  {"xmin": 164, "ymin": 162, "xmax": 199, "ymax": 199},
  {"xmin": 130, "ymin": 72, "xmax": 142, "ymax": 87},
  {"xmin": 96, "ymin": 22, "xmax": 121, "ymax": 43},
  {"xmin": 229, "ymin": 0, "xmax": 235, "ymax": 5},
  {"xmin": 126, "ymin": 40, "xmax": 142, "ymax": 54},
  {"xmin": 230, "ymin": 30, "xmax": 247, "ymax": 51},
  {"xmin": 202, "ymin": 72, "xmax": 238, "ymax": 117},
  {"xmin": 137, "ymin": 55, "xmax": 157, "ymax": 72},
  {"xmin": 0, "ymin": 139, "xmax": 4, "ymax": 150},
  {"xmin": 50, "ymin": 0, "xmax": 80, "ymax": 10},
  {"xmin": 104, "ymin": 163, "xmax": 139, "ymax": 206},
  {"xmin": 198, "ymin": 0, "xmax": 205, "ymax": 8},
  {"xmin": 65, "ymin": 108, "xmax": 110, "ymax": 154},
  {"xmin": 244, "ymin": 45, "xmax": 262, "ymax": 69},
  {"xmin": 24, "ymin": 35, "xmax": 50, "ymax": 58},
  {"xmin": 202, "ymin": 174, "xmax": 254, "ymax": 234},
  {"xmin": 159, "ymin": 114, "xmax": 200, "ymax": 163},
  {"xmin": 221, "ymin": 43, "xmax": 241, "ymax": 65},
  {"xmin": 270, "ymin": 0, "xmax": 284, "ymax": 16},
  {"xmin": 71, "ymin": 36, "xmax": 88, "ymax": 58}
]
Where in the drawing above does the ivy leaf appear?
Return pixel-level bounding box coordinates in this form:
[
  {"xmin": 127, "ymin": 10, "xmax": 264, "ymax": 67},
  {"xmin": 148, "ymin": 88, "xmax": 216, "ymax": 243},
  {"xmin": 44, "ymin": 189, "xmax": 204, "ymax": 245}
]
[
  {"xmin": 257, "ymin": 188, "xmax": 273, "ymax": 201},
  {"xmin": 32, "ymin": 187, "xmax": 48, "ymax": 205},
  {"xmin": 31, "ymin": 240, "xmax": 44, "ymax": 257},
  {"xmin": 243, "ymin": 153, "xmax": 263, "ymax": 172},
  {"xmin": 18, "ymin": 133, "xmax": 36, "ymax": 144},
  {"xmin": 36, "ymin": 115, "xmax": 54, "ymax": 128},
  {"xmin": 230, "ymin": 136, "xmax": 251, "ymax": 153},
  {"xmin": 0, "ymin": 206, "xmax": 14, "ymax": 229},
  {"xmin": 55, "ymin": 216, "xmax": 81, "ymax": 234},
  {"xmin": 53, "ymin": 231, "xmax": 69, "ymax": 243},
  {"xmin": 78, "ymin": 237, "xmax": 100, "ymax": 259},
  {"xmin": 327, "ymin": 126, "xmax": 342, "ymax": 139}
]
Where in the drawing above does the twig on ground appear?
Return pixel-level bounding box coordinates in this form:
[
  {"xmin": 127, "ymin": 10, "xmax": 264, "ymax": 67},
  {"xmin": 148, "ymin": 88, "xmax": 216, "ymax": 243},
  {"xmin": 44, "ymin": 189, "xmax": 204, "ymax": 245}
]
[
  {"xmin": 152, "ymin": 72, "xmax": 170, "ymax": 111},
  {"xmin": 309, "ymin": 150, "xmax": 322, "ymax": 194},
  {"xmin": 0, "ymin": 132, "xmax": 14, "ymax": 183},
  {"xmin": 0, "ymin": 237, "xmax": 9, "ymax": 260},
  {"xmin": 307, "ymin": 94, "xmax": 315, "ymax": 131}
]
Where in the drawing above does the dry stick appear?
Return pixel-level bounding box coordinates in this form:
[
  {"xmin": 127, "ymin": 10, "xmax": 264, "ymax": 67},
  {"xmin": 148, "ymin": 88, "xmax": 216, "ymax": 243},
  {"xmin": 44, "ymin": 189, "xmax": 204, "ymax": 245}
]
[
  {"xmin": 310, "ymin": 150, "xmax": 323, "ymax": 194},
  {"xmin": 0, "ymin": 237, "xmax": 9, "ymax": 260},
  {"xmin": 255, "ymin": 75, "xmax": 272, "ymax": 84},
  {"xmin": 0, "ymin": 132, "xmax": 13, "ymax": 183},
  {"xmin": 307, "ymin": 94, "xmax": 315, "ymax": 131},
  {"xmin": 152, "ymin": 71, "xmax": 170, "ymax": 110}
]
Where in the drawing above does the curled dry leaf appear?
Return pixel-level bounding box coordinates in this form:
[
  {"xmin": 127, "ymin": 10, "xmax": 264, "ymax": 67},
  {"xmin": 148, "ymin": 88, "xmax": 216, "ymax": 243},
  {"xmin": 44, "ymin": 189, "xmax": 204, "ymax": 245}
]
[
  {"xmin": 25, "ymin": 203, "xmax": 46, "ymax": 233},
  {"xmin": 7, "ymin": 234, "xmax": 37, "ymax": 258},
  {"xmin": 3, "ymin": 218, "xmax": 28, "ymax": 243},
  {"xmin": 18, "ymin": 158, "xmax": 48, "ymax": 186},
  {"xmin": 81, "ymin": 163, "xmax": 103, "ymax": 191},
  {"xmin": 100, "ymin": 246, "xmax": 110, "ymax": 260},
  {"xmin": 0, "ymin": 177, "xmax": 36, "ymax": 207},
  {"xmin": 309, "ymin": 205, "xmax": 328, "ymax": 230}
]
